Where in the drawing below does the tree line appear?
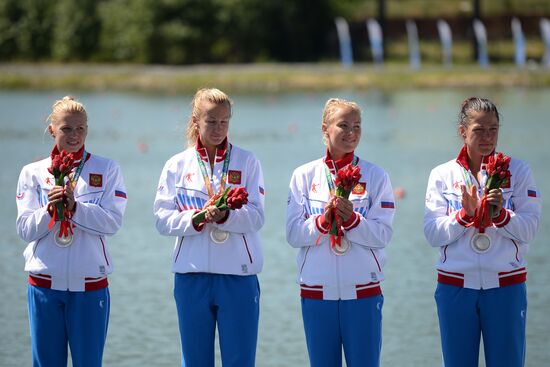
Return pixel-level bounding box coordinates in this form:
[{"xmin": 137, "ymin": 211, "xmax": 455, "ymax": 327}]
[{"xmin": 0, "ymin": 0, "xmax": 358, "ymax": 64}]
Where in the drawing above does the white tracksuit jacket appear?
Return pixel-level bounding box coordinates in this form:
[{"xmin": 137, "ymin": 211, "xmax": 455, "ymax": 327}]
[
  {"xmin": 154, "ymin": 142, "xmax": 265, "ymax": 276},
  {"xmin": 424, "ymin": 147, "xmax": 541, "ymax": 290},
  {"xmin": 16, "ymin": 151, "xmax": 127, "ymax": 292},
  {"xmin": 286, "ymin": 153, "xmax": 395, "ymax": 300}
]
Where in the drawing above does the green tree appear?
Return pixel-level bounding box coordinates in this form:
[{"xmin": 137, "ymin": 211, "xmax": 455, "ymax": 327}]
[
  {"xmin": 51, "ymin": 0, "xmax": 100, "ymax": 61},
  {"xmin": 98, "ymin": 0, "xmax": 156, "ymax": 62}
]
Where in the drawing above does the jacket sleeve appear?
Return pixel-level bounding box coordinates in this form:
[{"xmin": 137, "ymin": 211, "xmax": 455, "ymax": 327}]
[
  {"xmin": 217, "ymin": 154, "xmax": 265, "ymax": 233},
  {"xmin": 286, "ymin": 168, "xmax": 322, "ymax": 248},
  {"xmin": 499, "ymin": 162, "xmax": 541, "ymax": 243},
  {"xmin": 71, "ymin": 160, "xmax": 127, "ymax": 236},
  {"xmin": 153, "ymin": 159, "xmax": 201, "ymax": 237},
  {"xmin": 345, "ymin": 171, "xmax": 395, "ymax": 249},
  {"xmin": 15, "ymin": 166, "xmax": 51, "ymax": 243},
  {"xmin": 423, "ymin": 167, "xmax": 468, "ymax": 247}
]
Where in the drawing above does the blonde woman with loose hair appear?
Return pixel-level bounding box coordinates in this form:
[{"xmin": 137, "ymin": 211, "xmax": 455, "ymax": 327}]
[
  {"xmin": 16, "ymin": 95, "xmax": 127, "ymax": 367},
  {"xmin": 154, "ymin": 88, "xmax": 265, "ymax": 367},
  {"xmin": 286, "ymin": 97, "xmax": 395, "ymax": 367}
]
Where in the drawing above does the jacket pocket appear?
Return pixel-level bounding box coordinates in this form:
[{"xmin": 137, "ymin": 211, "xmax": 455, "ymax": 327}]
[{"xmin": 242, "ymin": 235, "xmax": 253, "ymax": 264}]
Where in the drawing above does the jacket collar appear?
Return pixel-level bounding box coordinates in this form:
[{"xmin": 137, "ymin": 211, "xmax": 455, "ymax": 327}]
[
  {"xmin": 323, "ymin": 149, "xmax": 355, "ymax": 175},
  {"xmin": 195, "ymin": 137, "xmax": 229, "ymax": 164},
  {"xmin": 456, "ymin": 144, "xmax": 493, "ymax": 171}
]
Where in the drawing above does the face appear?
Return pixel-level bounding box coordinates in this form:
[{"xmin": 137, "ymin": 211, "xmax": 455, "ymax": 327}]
[
  {"xmin": 323, "ymin": 105, "xmax": 361, "ymax": 159},
  {"xmin": 49, "ymin": 111, "xmax": 88, "ymax": 153},
  {"xmin": 460, "ymin": 110, "xmax": 499, "ymax": 161},
  {"xmin": 194, "ymin": 100, "xmax": 230, "ymax": 149}
]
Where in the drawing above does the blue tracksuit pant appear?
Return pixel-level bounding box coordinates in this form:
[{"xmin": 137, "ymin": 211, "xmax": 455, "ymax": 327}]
[
  {"xmin": 174, "ymin": 273, "xmax": 260, "ymax": 367},
  {"xmin": 435, "ymin": 282, "xmax": 527, "ymax": 367},
  {"xmin": 27, "ymin": 285, "xmax": 110, "ymax": 367},
  {"xmin": 301, "ymin": 295, "xmax": 383, "ymax": 367}
]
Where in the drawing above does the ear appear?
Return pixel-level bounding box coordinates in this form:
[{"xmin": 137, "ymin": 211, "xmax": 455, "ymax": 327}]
[
  {"xmin": 458, "ymin": 126, "xmax": 466, "ymax": 139},
  {"xmin": 48, "ymin": 125, "xmax": 54, "ymax": 136}
]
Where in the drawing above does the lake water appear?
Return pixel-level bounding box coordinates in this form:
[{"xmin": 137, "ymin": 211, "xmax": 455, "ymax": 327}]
[{"xmin": 1, "ymin": 89, "xmax": 549, "ymax": 367}]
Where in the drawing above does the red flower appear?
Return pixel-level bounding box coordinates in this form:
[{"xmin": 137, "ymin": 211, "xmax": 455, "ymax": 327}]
[
  {"xmin": 473, "ymin": 152, "xmax": 512, "ymax": 229},
  {"xmin": 192, "ymin": 187, "xmax": 249, "ymax": 225}
]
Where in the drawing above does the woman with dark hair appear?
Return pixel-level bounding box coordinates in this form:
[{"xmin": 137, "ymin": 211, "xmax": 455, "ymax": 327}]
[{"xmin": 424, "ymin": 97, "xmax": 541, "ymax": 367}]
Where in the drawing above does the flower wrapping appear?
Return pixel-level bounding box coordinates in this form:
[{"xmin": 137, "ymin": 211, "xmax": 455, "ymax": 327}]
[
  {"xmin": 473, "ymin": 152, "xmax": 512, "ymax": 229},
  {"xmin": 47, "ymin": 150, "xmax": 76, "ymax": 238},
  {"xmin": 192, "ymin": 187, "xmax": 249, "ymax": 226},
  {"xmin": 328, "ymin": 164, "xmax": 361, "ymax": 247}
]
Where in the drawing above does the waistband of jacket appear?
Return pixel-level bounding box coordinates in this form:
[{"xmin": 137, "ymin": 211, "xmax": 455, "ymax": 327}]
[
  {"xmin": 29, "ymin": 273, "xmax": 109, "ymax": 291},
  {"xmin": 300, "ymin": 282, "xmax": 382, "ymax": 300},
  {"xmin": 437, "ymin": 268, "xmax": 526, "ymax": 288}
]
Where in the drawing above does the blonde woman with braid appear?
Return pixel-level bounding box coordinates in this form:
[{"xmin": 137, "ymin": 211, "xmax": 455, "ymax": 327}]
[
  {"xmin": 15, "ymin": 96, "xmax": 127, "ymax": 367},
  {"xmin": 154, "ymin": 88, "xmax": 265, "ymax": 367}
]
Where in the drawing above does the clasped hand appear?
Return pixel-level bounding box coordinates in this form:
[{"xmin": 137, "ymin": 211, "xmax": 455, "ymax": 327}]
[
  {"xmin": 47, "ymin": 183, "xmax": 76, "ymax": 213},
  {"xmin": 324, "ymin": 196, "xmax": 354, "ymax": 223},
  {"xmin": 460, "ymin": 185, "xmax": 504, "ymax": 218}
]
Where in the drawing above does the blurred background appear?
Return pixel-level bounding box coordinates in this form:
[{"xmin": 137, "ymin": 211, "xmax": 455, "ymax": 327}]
[{"xmin": 1, "ymin": 1, "xmax": 550, "ymax": 367}]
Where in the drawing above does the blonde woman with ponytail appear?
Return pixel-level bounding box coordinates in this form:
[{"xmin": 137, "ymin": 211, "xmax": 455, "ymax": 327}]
[
  {"xmin": 154, "ymin": 88, "xmax": 265, "ymax": 367},
  {"xmin": 15, "ymin": 96, "xmax": 127, "ymax": 367}
]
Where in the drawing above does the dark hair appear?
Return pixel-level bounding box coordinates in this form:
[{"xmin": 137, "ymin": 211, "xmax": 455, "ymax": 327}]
[{"xmin": 458, "ymin": 97, "xmax": 500, "ymax": 130}]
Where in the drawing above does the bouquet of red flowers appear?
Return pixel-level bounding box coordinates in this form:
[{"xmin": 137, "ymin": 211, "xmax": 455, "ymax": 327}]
[
  {"xmin": 47, "ymin": 150, "xmax": 75, "ymax": 238},
  {"xmin": 474, "ymin": 152, "xmax": 512, "ymax": 228},
  {"xmin": 328, "ymin": 164, "xmax": 361, "ymax": 246},
  {"xmin": 192, "ymin": 187, "xmax": 249, "ymax": 226}
]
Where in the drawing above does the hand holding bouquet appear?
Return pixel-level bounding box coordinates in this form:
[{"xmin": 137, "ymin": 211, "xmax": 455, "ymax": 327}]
[
  {"xmin": 192, "ymin": 187, "xmax": 248, "ymax": 226},
  {"xmin": 47, "ymin": 150, "xmax": 75, "ymax": 238},
  {"xmin": 327, "ymin": 164, "xmax": 361, "ymax": 246}
]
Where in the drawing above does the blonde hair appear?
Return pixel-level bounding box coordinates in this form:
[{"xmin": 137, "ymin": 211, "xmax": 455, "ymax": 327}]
[
  {"xmin": 321, "ymin": 98, "xmax": 361, "ymax": 145},
  {"xmin": 48, "ymin": 95, "xmax": 87, "ymax": 125},
  {"xmin": 186, "ymin": 88, "xmax": 232, "ymax": 146}
]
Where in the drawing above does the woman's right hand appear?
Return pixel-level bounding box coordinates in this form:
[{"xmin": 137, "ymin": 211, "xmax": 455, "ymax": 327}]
[
  {"xmin": 460, "ymin": 185, "xmax": 478, "ymax": 217},
  {"xmin": 323, "ymin": 196, "xmax": 336, "ymax": 223},
  {"xmin": 47, "ymin": 185, "xmax": 64, "ymax": 206}
]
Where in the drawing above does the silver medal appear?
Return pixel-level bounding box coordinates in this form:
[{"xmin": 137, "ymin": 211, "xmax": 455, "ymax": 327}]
[
  {"xmin": 471, "ymin": 233, "xmax": 491, "ymax": 254},
  {"xmin": 54, "ymin": 230, "xmax": 73, "ymax": 248},
  {"xmin": 331, "ymin": 238, "xmax": 351, "ymax": 256},
  {"xmin": 210, "ymin": 228, "xmax": 229, "ymax": 244}
]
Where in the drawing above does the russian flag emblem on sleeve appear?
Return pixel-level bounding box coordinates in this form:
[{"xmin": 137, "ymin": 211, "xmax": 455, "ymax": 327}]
[
  {"xmin": 115, "ymin": 190, "xmax": 127, "ymax": 199},
  {"xmin": 528, "ymin": 190, "xmax": 537, "ymax": 197},
  {"xmin": 381, "ymin": 201, "xmax": 395, "ymax": 209}
]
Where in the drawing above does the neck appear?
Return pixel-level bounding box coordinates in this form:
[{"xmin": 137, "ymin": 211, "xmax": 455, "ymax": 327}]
[{"xmin": 467, "ymin": 153, "xmax": 482, "ymax": 175}]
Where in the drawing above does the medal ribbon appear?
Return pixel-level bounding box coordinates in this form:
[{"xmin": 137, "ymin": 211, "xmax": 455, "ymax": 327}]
[
  {"xmin": 196, "ymin": 144, "xmax": 232, "ymax": 198},
  {"xmin": 70, "ymin": 150, "xmax": 87, "ymax": 186}
]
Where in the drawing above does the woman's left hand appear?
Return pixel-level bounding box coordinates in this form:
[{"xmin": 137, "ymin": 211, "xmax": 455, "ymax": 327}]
[
  {"xmin": 204, "ymin": 205, "xmax": 226, "ymax": 223},
  {"xmin": 486, "ymin": 188, "xmax": 504, "ymax": 217},
  {"xmin": 63, "ymin": 182, "xmax": 76, "ymax": 213},
  {"xmin": 333, "ymin": 197, "xmax": 354, "ymax": 223}
]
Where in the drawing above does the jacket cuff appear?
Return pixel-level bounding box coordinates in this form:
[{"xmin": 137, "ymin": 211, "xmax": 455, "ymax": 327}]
[
  {"xmin": 342, "ymin": 212, "xmax": 360, "ymax": 231},
  {"xmin": 456, "ymin": 208, "xmax": 474, "ymax": 227},
  {"xmin": 192, "ymin": 210, "xmax": 206, "ymax": 232},
  {"xmin": 315, "ymin": 215, "xmax": 331, "ymax": 234},
  {"xmin": 492, "ymin": 208, "xmax": 511, "ymax": 227}
]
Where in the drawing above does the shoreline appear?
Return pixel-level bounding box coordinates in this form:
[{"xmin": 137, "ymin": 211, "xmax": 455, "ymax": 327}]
[{"xmin": 1, "ymin": 62, "xmax": 550, "ymax": 94}]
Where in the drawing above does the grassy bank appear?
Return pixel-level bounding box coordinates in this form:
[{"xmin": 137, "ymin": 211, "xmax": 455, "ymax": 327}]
[{"xmin": 1, "ymin": 63, "xmax": 550, "ymax": 94}]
